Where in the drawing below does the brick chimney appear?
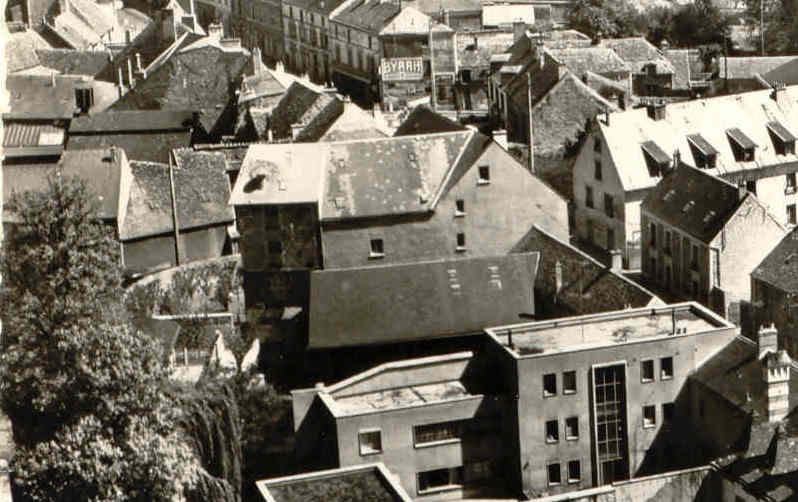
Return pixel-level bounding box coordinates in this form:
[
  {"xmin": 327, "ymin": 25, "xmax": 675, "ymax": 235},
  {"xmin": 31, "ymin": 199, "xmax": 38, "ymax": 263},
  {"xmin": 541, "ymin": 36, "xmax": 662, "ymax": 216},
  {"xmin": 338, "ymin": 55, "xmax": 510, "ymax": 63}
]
[
  {"xmin": 253, "ymin": 47, "xmax": 265, "ymax": 75},
  {"xmin": 647, "ymin": 102, "xmax": 666, "ymax": 121},
  {"xmin": 772, "ymin": 82, "xmax": 787, "ymax": 108}
]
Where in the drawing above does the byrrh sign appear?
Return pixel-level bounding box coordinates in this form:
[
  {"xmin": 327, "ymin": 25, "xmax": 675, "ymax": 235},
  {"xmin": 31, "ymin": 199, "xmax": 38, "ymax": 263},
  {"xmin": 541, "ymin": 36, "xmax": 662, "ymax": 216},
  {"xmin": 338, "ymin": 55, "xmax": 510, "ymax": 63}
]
[{"xmin": 381, "ymin": 57, "xmax": 424, "ymax": 81}]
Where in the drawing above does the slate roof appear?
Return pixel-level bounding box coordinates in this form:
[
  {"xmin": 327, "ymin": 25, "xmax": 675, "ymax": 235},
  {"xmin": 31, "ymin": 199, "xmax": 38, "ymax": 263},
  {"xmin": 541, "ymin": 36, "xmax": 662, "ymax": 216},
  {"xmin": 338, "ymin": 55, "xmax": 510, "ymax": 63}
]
[
  {"xmin": 599, "ymin": 86, "xmax": 798, "ymax": 192},
  {"xmin": 317, "ymin": 102, "xmax": 390, "ymax": 142},
  {"xmin": 393, "ymin": 105, "xmax": 467, "ymax": 136},
  {"xmin": 548, "ymin": 47, "xmax": 631, "ymax": 77},
  {"xmin": 642, "ymin": 163, "xmax": 746, "ymax": 243},
  {"xmin": 530, "ymin": 71, "xmax": 617, "ymax": 157},
  {"xmin": 121, "ymin": 157, "xmax": 234, "ymax": 240},
  {"xmin": 333, "ymin": 0, "xmax": 400, "ymax": 33},
  {"xmin": 6, "ymin": 29, "xmax": 51, "ymax": 73},
  {"xmin": 763, "ymin": 57, "xmax": 798, "ymax": 86},
  {"xmin": 379, "ymin": 6, "xmax": 440, "ymax": 35},
  {"xmin": 70, "ymin": 110, "xmax": 195, "ymax": 132},
  {"xmin": 308, "ymin": 252, "xmax": 539, "ymax": 348},
  {"xmin": 597, "ymin": 37, "xmax": 674, "ymax": 74},
  {"xmin": 110, "ymin": 43, "xmax": 250, "ymax": 135},
  {"xmin": 718, "ymin": 56, "xmax": 798, "ymax": 80},
  {"xmin": 663, "ymin": 49, "xmax": 692, "ymax": 90},
  {"xmin": 35, "ymin": 49, "xmax": 110, "ymax": 76},
  {"xmin": 4, "ymin": 74, "xmax": 80, "ymax": 119},
  {"xmin": 268, "ymin": 82, "xmax": 341, "ymax": 140},
  {"xmin": 752, "ymin": 227, "xmax": 798, "ymax": 292}
]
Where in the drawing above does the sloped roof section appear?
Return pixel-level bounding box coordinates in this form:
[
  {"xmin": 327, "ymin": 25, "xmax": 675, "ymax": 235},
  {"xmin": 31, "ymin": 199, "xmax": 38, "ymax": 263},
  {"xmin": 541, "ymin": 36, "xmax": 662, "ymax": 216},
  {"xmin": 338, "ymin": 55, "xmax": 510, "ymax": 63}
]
[
  {"xmin": 6, "ymin": 29, "xmax": 51, "ymax": 73},
  {"xmin": 5, "ymin": 74, "xmax": 79, "ymax": 119},
  {"xmin": 597, "ymin": 37, "xmax": 674, "ymax": 74},
  {"xmin": 308, "ymin": 252, "xmax": 539, "ymax": 348},
  {"xmin": 334, "ymin": 0, "xmax": 400, "ymax": 33},
  {"xmin": 752, "ymin": 227, "xmax": 798, "ymax": 292},
  {"xmin": 719, "ymin": 56, "xmax": 798, "ymax": 80},
  {"xmin": 121, "ymin": 157, "xmax": 234, "ymax": 240},
  {"xmin": 58, "ymin": 148, "xmax": 127, "ymax": 220},
  {"xmin": 599, "ymin": 85, "xmax": 798, "ymax": 192},
  {"xmin": 269, "ymin": 82, "xmax": 342, "ymax": 140},
  {"xmin": 393, "ymin": 105, "xmax": 467, "ymax": 136},
  {"xmin": 321, "ymin": 130, "xmax": 476, "ymax": 220},
  {"xmin": 642, "ymin": 163, "xmax": 745, "ymax": 243},
  {"xmin": 548, "ymin": 47, "xmax": 631, "ymax": 77},
  {"xmin": 35, "ymin": 49, "xmax": 110, "ymax": 76},
  {"xmin": 317, "ymin": 101, "xmax": 390, "ymax": 142},
  {"xmin": 380, "ymin": 6, "xmax": 439, "ymax": 35}
]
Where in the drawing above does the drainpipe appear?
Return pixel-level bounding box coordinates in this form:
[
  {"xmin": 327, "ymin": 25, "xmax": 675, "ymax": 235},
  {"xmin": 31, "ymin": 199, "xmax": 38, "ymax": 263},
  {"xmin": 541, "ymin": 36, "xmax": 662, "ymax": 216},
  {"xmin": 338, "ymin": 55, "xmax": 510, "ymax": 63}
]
[{"xmin": 168, "ymin": 155, "xmax": 183, "ymax": 266}]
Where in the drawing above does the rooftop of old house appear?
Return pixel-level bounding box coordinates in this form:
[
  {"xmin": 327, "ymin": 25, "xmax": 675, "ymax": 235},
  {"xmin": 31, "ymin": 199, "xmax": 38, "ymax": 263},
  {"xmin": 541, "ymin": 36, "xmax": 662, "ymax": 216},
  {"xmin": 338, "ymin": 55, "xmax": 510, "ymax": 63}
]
[{"xmin": 487, "ymin": 302, "xmax": 731, "ymax": 357}]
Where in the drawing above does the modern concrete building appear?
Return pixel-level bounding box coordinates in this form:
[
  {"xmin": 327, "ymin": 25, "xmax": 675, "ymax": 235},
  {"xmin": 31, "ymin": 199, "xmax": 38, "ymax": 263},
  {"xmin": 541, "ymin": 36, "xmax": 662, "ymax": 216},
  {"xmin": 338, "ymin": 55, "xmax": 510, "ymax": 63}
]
[
  {"xmin": 572, "ymin": 84, "xmax": 798, "ymax": 269},
  {"xmin": 641, "ymin": 162, "xmax": 785, "ymax": 321},
  {"xmin": 293, "ymin": 302, "xmax": 738, "ymax": 499}
]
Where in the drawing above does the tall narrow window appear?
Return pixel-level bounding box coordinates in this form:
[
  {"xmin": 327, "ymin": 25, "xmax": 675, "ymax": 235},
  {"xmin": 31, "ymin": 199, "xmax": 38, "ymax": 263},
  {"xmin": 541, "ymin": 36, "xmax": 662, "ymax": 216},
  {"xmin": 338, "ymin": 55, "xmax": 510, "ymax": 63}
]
[
  {"xmin": 663, "ymin": 403, "xmax": 674, "ymax": 427},
  {"xmin": 478, "ymin": 165, "xmax": 490, "ymax": 184},
  {"xmin": 585, "ymin": 185, "xmax": 594, "ymax": 208},
  {"xmin": 787, "ymin": 173, "xmax": 797, "ymax": 193},
  {"xmin": 545, "ymin": 420, "xmax": 559, "ymax": 443},
  {"xmin": 650, "ymin": 222, "xmax": 657, "ymax": 247},
  {"xmin": 661, "ymin": 357, "xmax": 673, "ymax": 380},
  {"xmin": 565, "ymin": 417, "xmax": 579, "ymax": 440},
  {"xmin": 568, "ymin": 460, "xmax": 581, "ymax": 483},
  {"xmin": 370, "ymin": 238, "xmax": 384, "ymax": 258},
  {"xmin": 455, "ymin": 199, "xmax": 466, "ymax": 216},
  {"xmin": 595, "ymin": 160, "xmax": 603, "ymax": 180},
  {"xmin": 641, "ymin": 360, "xmax": 654, "ymax": 382},
  {"xmin": 543, "ymin": 373, "xmax": 557, "ymax": 397},
  {"xmin": 547, "ymin": 463, "xmax": 561, "ymax": 485},
  {"xmin": 604, "ymin": 193, "xmax": 614, "ymax": 218},
  {"xmin": 456, "ymin": 233, "xmax": 466, "ymax": 251},
  {"xmin": 643, "ymin": 405, "xmax": 656, "ymax": 428},
  {"xmin": 788, "ymin": 204, "xmax": 796, "ymax": 224},
  {"xmin": 563, "ymin": 371, "xmax": 577, "ymax": 394}
]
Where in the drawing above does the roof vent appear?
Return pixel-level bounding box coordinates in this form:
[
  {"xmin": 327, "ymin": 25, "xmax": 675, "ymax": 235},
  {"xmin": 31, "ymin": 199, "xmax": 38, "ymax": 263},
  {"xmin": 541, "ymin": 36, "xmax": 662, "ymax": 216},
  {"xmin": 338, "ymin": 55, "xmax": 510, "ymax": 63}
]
[
  {"xmin": 703, "ymin": 210, "xmax": 716, "ymax": 224},
  {"xmin": 682, "ymin": 201, "xmax": 695, "ymax": 213},
  {"xmin": 663, "ymin": 189, "xmax": 676, "ymax": 201}
]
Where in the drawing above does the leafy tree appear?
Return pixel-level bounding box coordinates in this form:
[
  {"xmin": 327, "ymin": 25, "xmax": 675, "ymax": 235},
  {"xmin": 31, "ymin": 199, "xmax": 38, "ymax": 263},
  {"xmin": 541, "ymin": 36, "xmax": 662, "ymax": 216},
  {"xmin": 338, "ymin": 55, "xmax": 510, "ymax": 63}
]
[
  {"xmin": 567, "ymin": 0, "xmax": 646, "ymax": 41},
  {"xmin": 1, "ymin": 174, "xmax": 199, "ymax": 501},
  {"xmin": 671, "ymin": 0, "xmax": 730, "ymax": 46},
  {"xmin": 746, "ymin": 0, "xmax": 798, "ymax": 54}
]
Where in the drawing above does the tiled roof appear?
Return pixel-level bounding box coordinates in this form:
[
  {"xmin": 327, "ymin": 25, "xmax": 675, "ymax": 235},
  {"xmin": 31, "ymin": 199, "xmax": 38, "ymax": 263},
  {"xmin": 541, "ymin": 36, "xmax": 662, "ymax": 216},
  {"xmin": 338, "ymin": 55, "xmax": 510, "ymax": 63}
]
[
  {"xmin": 110, "ymin": 44, "xmax": 250, "ymax": 136},
  {"xmin": 752, "ymin": 227, "xmax": 798, "ymax": 292},
  {"xmin": 6, "ymin": 29, "xmax": 51, "ymax": 73},
  {"xmin": 258, "ymin": 465, "xmax": 412, "ymax": 502},
  {"xmin": 121, "ymin": 157, "xmax": 234, "ymax": 240},
  {"xmin": 764, "ymin": 57, "xmax": 798, "ymax": 86},
  {"xmin": 718, "ymin": 56, "xmax": 798, "ymax": 80},
  {"xmin": 308, "ymin": 252, "xmax": 539, "ymax": 348},
  {"xmin": 35, "ymin": 49, "xmax": 110, "ymax": 76},
  {"xmin": 583, "ymin": 70, "xmax": 628, "ymax": 97},
  {"xmin": 642, "ymin": 163, "xmax": 747, "ymax": 243},
  {"xmin": 268, "ymin": 82, "xmax": 341, "ymax": 140},
  {"xmin": 70, "ymin": 110, "xmax": 195, "ymax": 132},
  {"xmin": 457, "ymin": 31, "xmax": 514, "ymax": 69},
  {"xmin": 599, "ymin": 86, "xmax": 798, "ymax": 192},
  {"xmin": 317, "ymin": 102, "xmax": 390, "ymax": 142},
  {"xmin": 333, "ymin": 0, "xmax": 400, "ymax": 33},
  {"xmin": 663, "ymin": 49, "xmax": 692, "ymax": 90},
  {"xmin": 4, "ymin": 74, "xmax": 80, "ymax": 119},
  {"xmin": 548, "ymin": 47, "xmax": 631, "ymax": 77},
  {"xmin": 530, "ymin": 72, "xmax": 617, "ymax": 157},
  {"xmin": 59, "ymin": 148, "xmax": 127, "ymax": 220},
  {"xmin": 393, "ymin": 105, "xmax": 467, "ymax": 136},
  {"xmin": 597, "ymin": 37, "xmax": 674, "ymax": 74}
]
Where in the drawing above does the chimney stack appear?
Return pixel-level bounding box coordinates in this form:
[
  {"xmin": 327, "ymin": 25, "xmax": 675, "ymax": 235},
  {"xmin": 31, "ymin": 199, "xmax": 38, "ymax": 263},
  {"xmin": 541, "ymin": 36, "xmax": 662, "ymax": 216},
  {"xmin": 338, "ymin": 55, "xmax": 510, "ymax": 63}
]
[
  {"xmin": 760, "ymin": 333, "xmax": 791, "ymax": 423},
  {"xmin": 208, "ymin": 22, "xmax": 223, "ymax": 40},
  {"xmin": 772, "ymin": 82, "xmax": 787, "ymax": 107},
  {"xmin": 759, "ymin": 323, "xmax": 779, "ymax": 358},
  {"xmin": 492, "ymin": 129, "xmax": 508, "ymax": 150},
  {"xmin": 647, "ymin": 101, "xmax": 667, "ymax": 121},
  {"xmin": 253, "ymin": 47, "xmax": 264, "ymax": 75},
  {"xmin": 609, "ymin": 248, "xmax": 623, "ymax": 272}
]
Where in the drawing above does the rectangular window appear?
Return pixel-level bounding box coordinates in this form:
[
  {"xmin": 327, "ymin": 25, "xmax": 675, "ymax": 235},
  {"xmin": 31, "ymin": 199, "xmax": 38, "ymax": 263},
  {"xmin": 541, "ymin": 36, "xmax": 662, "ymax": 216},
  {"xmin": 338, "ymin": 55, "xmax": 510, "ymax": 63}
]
[
  {"xmin": 607, "ymin": 227, "xmax": 615, "ymax": 250},
  {"xmin": 456, "ymin": 232, "xmax": 466, "ymax": 251},
  {"xmin": 358, "ymin": 429, "xmax": 382, "ymax": 455},
  {"xmin": 568, "ymin": 460, "xmax": 581, "ymax": 483},
  {"xmin": 661, "ymin": 357, "xmax": 673, "ymax": 380},
  {"xmin": 268, "ymin": 241, "xmax": 282, "ymax": 254},
  {"xmin": 565, "ymin": 417, "xmax": 579, "ymax": 440},
  {"xmin": 478, "ymin": 165, "xmax": 490, "ymax": 184},
  {"xmin": 414, "ymin": 420, "xmax": 467, "ymax": 446},
  {"xmin": 664, "ymin": 231, "xmax": 671, "ymax": 255},
  {"xmin": 455, "ymin": 199, "xmax": 466, "ymax": 216},
  {"xmin": 643, "ymin": 405, "xmax": 656, "ymax": 428},
  {"xmin": 663, "ymin": 403, "xmax": 674, "ymax": 427},
  {"xmin": 594, "ymin": 137, "xmax": 602, "ymax": 153},
  {"xmin": 585, "ymin": 185, "xmax": 594, "ymax": 208},
  {"xmin": 650, "ymin": 222, "xmax": 656, "ymax": 247},
  {"xmin": 787, "ymin": 173, "xmax": 797, "ymax": 193},
  {"xmin": 417, "ymin": 467, "xmax": 463, "ymax": 494},
  {"xmin": 641, "ymin": 360, "xmax": 654, "ymax": 383},
  {"xmin": 563, "ymin": 371, "xmax": 576, "ymax": 394},
  {"xmin": 595, "ymin": 160, "xmax": 603, "ymax": 180},
  {"xmin": 545, "ymin": 419, "xmax": 559, "ymax": 443},
  {"xmin": 369, "ymin": 238, "xmax": 384, "ymax": 257},
  {"xmin": 547, "ymin": 463, "xmax": 561, "ymax": 485},
  {"xmin": 604, "ymin": 193, "xmax": 614, "ymax": 218},
  {"xmin": 747, "ymin": 180, "xmax": 757, "ymax": 195},
  {"xmin": 691, "ymin": 245, "xmax": 699, "ymax": 270},
  {"xmin": 543, "ymin": 373, "xmax": 557, "ymax": 397},
  {"xmin": 789, "ymin": 204, "xmax": 797, "ymax": 225}
]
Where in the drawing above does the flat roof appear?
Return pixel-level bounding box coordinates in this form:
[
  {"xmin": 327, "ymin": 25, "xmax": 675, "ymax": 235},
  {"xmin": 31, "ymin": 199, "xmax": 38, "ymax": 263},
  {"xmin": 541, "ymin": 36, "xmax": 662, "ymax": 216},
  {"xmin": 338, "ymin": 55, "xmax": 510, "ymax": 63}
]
[
  {"xmin": 486, "ymin": 302, "xmax": 732, "ymax": 358},
  {"xmin": 257, "ymin": 463, "xmax": 412, "ymax": 502},
  {"xmin": 333, "ymin": 380, "xmax": 470, "ymax": 415}
]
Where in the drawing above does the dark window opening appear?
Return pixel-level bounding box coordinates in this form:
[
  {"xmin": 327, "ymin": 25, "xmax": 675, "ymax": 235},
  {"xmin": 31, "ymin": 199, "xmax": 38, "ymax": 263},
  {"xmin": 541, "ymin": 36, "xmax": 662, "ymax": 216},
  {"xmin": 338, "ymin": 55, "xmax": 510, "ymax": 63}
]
[
  {"xmin": 418, "ymin": 467, "xmax": 463, "ymax": 493},
  {"xmin": 563, "ymin": 371, "xmax": 577, "ymax": 394},
  {"xmin": 543, "ymin": 373, "xmax": 556, "ymax": 397},
  {"xmin": 661, "ymin": 357, "xmax": 673, "ymax": 379},
  {"xmin": 565, "ymin": 417, "xmax": 579, "ymax": 440},
  {"xmin": 643, "ymin": 405, "xmax": 656, "ymax": 428},
  {"xmin": 370, "ymin": 238, "xmax": 384, "ymax": 256},
  {"xmin": 547, "ymin": 463, "xmax": 561, "ymax": 485},
  {"xmin": 568, "ymin": 460, "xmax": 581, "ymax": 483},
  {"xmin": 641, "ymin": 360, "xmax": 654, "ymax": 382},
  {"xmin": 546, "ymin": 419, "xmax": 559, "ymax": 443}
]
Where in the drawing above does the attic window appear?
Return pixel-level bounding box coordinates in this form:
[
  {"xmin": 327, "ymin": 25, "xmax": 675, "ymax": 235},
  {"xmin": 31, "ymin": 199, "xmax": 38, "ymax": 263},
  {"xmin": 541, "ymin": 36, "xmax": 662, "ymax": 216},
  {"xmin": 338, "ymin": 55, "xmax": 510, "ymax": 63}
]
[
  {"xmin": 641, "ymin": 141, "xmax": 670, "ymax": 177},
  {"xmin": 767, "ymin": 121, "xmax": 797, "ymax": 155},
  {"xmin": 686, "ymin": 134, "xmax": 718, "ymax": 168},
  {"xmin": 478, "ymin": 165, "xmax": 490, "ymax": 185},
  {"xmin": 726, "ymin": 128, "xmax": 756, "ymax": 161},
  {"xmin": 703, "ymin": 210, "xmax": 716, "ymax": 224},
  {"xmin": 663, "ymin": 189, "xmax": 676, "ymax": 201},
  {"xmin": 682, "ymin": 201, "xmax": 695, "ymax": 213},
  {"xmin": 369, "ymin": 238, "xmax": 384, "ymax": 258}
]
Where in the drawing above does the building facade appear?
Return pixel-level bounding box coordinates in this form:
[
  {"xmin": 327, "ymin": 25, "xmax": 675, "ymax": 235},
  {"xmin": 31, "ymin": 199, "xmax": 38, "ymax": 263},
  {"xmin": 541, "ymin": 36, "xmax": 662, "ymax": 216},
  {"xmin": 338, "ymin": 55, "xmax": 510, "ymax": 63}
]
[
  {"xmin": 235, "ymin": 0, "xmax": 284, "ymax": 63},
  {"xmin": 573, "ymin": 86, "xmax": 798, "ymax": 269},
  {"xmin": 281, "ymin": 0, "xmax": 342, "ymax": 83}
]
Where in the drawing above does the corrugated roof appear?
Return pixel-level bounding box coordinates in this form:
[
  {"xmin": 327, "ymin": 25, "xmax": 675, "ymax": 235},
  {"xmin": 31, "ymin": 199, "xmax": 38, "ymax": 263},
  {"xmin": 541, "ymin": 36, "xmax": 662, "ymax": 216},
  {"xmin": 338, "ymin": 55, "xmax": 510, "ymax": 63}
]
[
  {"xmin": 599, "ymin": 86, "xmax": 798, "ymax": 192},
  {"xmin": 308, "ymin": 252, "xmax": 539, "ymax": 348},
  {"xmin": 3, "ymin": 123, "xmax": 65, "ymax": 147},
  {"xmin": 121, "ymin": 158, "xmax": 234, "ymax": 240},
  {"xmin": 642, "ymin": 163, "xmax": 746, "ymax": 243}
]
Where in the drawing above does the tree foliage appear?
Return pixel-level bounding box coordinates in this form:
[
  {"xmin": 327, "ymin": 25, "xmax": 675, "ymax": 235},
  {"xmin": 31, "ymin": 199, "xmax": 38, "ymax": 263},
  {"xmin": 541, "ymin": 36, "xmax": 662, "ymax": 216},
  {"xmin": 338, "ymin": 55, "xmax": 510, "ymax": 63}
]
[
  {"xmin": 567, "ymin": 0, "xmax": 646, "ymax": 41},
  {"xmin": 746, "ymin": 0, "xmax": 798, "ymax": 54},
  {"xmin": 1, "ymin": 175, "xmax": 199, "ymax": 501}
]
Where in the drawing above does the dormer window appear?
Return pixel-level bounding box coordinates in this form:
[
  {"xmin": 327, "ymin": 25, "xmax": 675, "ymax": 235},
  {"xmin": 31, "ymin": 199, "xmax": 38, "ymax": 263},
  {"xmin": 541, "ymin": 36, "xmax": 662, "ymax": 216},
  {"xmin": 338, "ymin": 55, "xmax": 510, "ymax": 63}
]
[
  {"xmin": 767, "ymin": 121, "xmax": 797, "ymax": 155},
  {"xmin": 641, "ymin": 140, "xmax": 671, "ymax": 177},
  {"xmin": 686, "ymin": 134, "xmax": 718, "ymax": 168},
  {"xmin": 727, "ymin": 128, "xmax": 756, "ymax": 161}
]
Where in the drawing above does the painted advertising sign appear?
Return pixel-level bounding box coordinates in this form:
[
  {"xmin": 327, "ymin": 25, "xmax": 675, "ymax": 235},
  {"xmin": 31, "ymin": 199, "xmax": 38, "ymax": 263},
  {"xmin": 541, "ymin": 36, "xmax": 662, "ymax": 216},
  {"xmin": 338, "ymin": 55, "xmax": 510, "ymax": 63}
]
[{"xmin": 381, "ymin": 57, "xmax": 424, "ymax": 81}]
